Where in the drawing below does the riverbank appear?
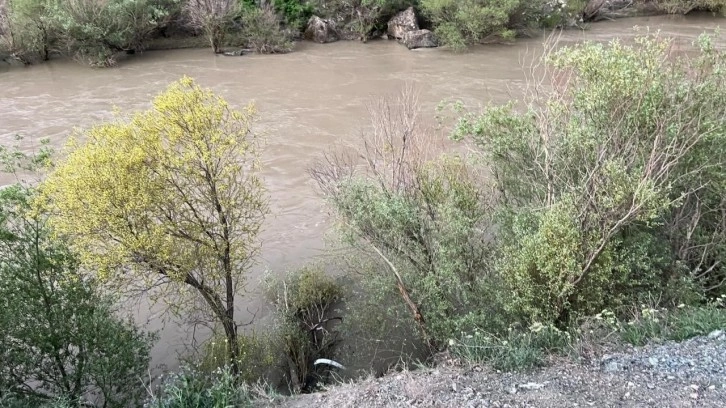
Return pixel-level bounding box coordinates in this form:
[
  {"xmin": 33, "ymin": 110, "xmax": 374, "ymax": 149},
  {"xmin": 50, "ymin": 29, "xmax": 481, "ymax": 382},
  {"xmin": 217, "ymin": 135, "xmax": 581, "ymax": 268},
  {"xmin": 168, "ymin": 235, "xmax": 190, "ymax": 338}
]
[
  {"xmin": 1, "ymin": 1, "xmax": 724, "ymax": 67},
  {"xmin": 275, "ymin": 330, "xmax": 726, "ymax": 407}
]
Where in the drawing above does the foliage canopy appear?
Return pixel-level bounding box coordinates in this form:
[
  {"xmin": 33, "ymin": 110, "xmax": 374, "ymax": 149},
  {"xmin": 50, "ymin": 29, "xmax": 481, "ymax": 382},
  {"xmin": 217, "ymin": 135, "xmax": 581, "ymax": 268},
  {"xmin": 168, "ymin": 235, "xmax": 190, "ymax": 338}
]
[{"xmin": 42, "ymin": 76, "xmax": 268, "ymax": 373}]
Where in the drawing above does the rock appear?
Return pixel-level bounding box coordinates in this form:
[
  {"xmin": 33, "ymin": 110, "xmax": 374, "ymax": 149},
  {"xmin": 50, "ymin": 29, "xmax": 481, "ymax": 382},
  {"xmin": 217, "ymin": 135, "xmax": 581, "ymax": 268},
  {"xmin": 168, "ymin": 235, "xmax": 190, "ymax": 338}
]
[
  {"xmin": 518, "ymin": 382, "xmax": 545, "ymax": 391},
  {"xmin": 387, "ymin": 7, "xmax": 418, "ymax": 40},
  {"xmin": 304, "ymin": 16, "xmax": 339, "ymax": 44},
  {"xmin": 402, "ymin": 29, "xmax": 438, "ymax": 50},
  {"xmin": 707, "ymin": 330, "xmax": 724, "ymax": 339},
  {"xmin": 602, "ymin": 355, "xmax": 621, "ymax": 373}
]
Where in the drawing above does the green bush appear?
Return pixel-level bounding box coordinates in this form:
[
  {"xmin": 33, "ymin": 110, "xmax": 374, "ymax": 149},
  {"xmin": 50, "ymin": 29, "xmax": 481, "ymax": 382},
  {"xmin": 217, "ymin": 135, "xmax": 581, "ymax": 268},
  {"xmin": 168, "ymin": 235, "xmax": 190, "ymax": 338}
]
[
  {"xmin": 618, "ymin": 297, "xmax": 726, "ymax": 346},
  {"xmin": 419, "ymin": 0, "xmax": 522, "ymax": 51},
  {"xmin": 1, "ymin": 0, "xmax": 56, "ymax": 63},
  {"xmin": 144, "ymin": 366, "xmax": 262, "ymax": 408},
  {"xmin": 450, "ymin": 33, "xmax": 726, "ymax": 324},
  {"xmin": 239, "ymin": 5, "xmax": 293, "ymax": 53},
  {"xmin": 312, "ymin": 88, "xmax": 499, "ymax": 350},
  {"xmin": 0, "ymin": 145, "xmax": 155, "ymax": 407},
  {"xmin": 451, "ymin": 324, "xmax": 571, "ymax": 371},
  {"xmin": 49, "ymin": 0, "xmax": 172, "ymax": 66},
  {"xmin": 273, "ymin": 0, "xmax": 314, "ymax": 32},
  {"xmin": 653, "ymin": 0, "xmax": 726, "ymax": 14},
  {"xmin": 197, "ymin": 331, "xmax": 278, "ymax": 385}
]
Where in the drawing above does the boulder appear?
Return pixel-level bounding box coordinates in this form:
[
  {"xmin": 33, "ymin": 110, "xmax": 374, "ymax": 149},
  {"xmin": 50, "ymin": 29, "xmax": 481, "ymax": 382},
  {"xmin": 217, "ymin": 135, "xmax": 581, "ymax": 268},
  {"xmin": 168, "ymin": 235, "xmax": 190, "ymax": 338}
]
[
  {"xmin": 387, "ymin": 7, "xmax": 419, "ymax": 40},
  {"xmin": 402, "ymin": 29, "xmax": 437, "ymax": 50},
  {"xmin": 304, "ymin": 16, "xmax": 339, "ymax": 44}
]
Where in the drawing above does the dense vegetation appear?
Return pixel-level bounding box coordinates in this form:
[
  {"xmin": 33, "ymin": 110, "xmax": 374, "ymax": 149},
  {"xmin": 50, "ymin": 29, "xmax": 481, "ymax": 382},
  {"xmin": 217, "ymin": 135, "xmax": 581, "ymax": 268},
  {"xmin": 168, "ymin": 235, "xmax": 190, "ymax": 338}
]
[
  {"xmin": 1, "ymin": 0, "xmax": 725, "ymax": 65},
  {"xmin": 313, "ymin": 31, "xmax": 726, "ymax": 363},
  {"xmin": 0, "ymin": 144, "xmax": 154, "ymax": 407}
]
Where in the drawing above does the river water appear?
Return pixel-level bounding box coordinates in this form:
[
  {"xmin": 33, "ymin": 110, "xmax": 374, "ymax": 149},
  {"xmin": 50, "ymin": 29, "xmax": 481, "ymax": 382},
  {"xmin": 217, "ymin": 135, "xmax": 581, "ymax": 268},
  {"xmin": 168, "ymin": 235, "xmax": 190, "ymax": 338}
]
[{"xmin": 1, "ymin": 14, "xmax": 724, "ymax": 373}]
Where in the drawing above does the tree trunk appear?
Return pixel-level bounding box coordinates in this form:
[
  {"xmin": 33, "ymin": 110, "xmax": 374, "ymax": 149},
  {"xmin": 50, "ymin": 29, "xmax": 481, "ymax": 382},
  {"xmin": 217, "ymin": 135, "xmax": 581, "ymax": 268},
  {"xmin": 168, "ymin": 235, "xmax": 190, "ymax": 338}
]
[{"xmin": 223, "ymin": 316, "xmax": 240, "ymax": 375}]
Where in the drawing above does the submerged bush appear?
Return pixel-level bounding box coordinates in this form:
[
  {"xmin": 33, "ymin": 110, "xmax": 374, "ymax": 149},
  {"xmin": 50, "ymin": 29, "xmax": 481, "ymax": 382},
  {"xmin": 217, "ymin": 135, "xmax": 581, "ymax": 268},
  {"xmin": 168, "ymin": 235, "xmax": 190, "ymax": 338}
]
[{"xmin": 265, "ymin": 266, "xmax": 343, "ymax": 392}]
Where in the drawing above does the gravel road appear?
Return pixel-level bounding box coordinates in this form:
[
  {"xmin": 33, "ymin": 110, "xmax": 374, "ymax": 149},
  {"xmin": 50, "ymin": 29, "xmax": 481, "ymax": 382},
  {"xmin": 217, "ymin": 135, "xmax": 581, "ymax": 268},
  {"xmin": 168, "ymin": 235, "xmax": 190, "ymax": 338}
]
[{"xmin": 271, "ymin": 330, "xmax": 726, "ymax": 407}]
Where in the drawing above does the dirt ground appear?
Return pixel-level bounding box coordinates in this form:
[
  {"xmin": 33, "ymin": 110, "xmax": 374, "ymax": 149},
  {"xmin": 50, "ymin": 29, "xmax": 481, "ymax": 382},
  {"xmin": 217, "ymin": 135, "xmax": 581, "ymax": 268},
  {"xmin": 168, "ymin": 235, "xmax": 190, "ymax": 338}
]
[{"xmin": 268, "ymin": 332, "xmax": 726, "ymax": 408}]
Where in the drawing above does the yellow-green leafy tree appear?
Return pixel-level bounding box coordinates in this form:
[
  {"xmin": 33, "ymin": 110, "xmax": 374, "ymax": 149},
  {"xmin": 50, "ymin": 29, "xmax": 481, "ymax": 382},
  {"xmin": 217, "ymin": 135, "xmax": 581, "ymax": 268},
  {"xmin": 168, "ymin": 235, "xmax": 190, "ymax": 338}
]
[{"xmin": 41, "ymin": 77, "xmax": 268, "ymax": 374}]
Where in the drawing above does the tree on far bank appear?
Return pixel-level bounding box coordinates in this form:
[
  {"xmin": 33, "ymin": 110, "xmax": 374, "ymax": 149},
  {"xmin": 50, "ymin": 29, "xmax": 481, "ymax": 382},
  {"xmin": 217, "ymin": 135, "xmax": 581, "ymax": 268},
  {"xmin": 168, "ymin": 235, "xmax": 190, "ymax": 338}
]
[
  {"xmin": 184, "ymin": 0, "xmax": 240, "ymax": 53},
  {"xmin": 41, "ymin": 76, "xmax": 268, "ymax": 375}
]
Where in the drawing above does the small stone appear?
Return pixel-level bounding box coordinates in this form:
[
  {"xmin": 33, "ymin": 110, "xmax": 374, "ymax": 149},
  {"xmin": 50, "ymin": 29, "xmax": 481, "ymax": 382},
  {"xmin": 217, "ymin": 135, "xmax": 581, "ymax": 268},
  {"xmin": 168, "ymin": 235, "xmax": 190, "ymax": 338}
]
[
  {"xmin": 627, "ymin": 382, "xmax": 635, "ymax": 389},
  {"xmin": 622, "ymin": 392, "xmax": 631, "ymax": 400},
  {"xmin": 603, "ymin": 361, "xmax": 620, "ymax": 372},
  {"xmin": 708, "ymin": 385, "xmax": 716, "ymax": 391},
  {"xmin": 690, "ymin": 393, "xmax": 699, "ymax": 399},
  {"xmin": 507, "ymin": 386, "xmax": 517, "ymax": 394},
  {"xmin": 708, "ymin": 329, "xmax": 724, "ymax": 339},
  {"xmin": 667, "ymin": 376, "xmax": 675, "ymax": 380},
  {"xmin": 452, "ymin": 382, "xmax": 457, "ymax": 392},
  {"xmin": 689, "ymin": 384, "xmax": 699, "ymax": 391},
  {"xmin": 518, "ymin": 382, "xmax": 545, "ymax": 391},
  {"xmin": 648, "ymin": 357, "xmax": 659, "ymax": 367}
]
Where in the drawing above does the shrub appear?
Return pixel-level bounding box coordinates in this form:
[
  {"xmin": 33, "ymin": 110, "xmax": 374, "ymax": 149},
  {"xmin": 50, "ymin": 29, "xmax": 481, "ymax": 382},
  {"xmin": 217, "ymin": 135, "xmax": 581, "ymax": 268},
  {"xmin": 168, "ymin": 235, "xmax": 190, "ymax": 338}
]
[
  {"xmin": 1, "ymin": 0, "xmax": 174, "ymax": 66},
  {"xmin": 197, "ymin": 331, "xmax": 277, "ymax": 385},
  {"xmin": 419, "ymin": 0, "xmax": 522, "ymax": 51},
  {"xmin": 451, "ymin": 324, "xmax": 571, "ymax": 371},
  {"xmin": 184, "ymin": 0, "xmax": 240, "ymax": 53},
  {"xmin": 144, "ymin": 366, "xmax": 262, "ymax": 408},
  {"xmin": 618, "ymin": 296, "xmax": 726, "ymax": 346},
  {"xmin": 0, "ymin": 145, "xmax": 155, "ymax": 407},
  {"xmin": 1, "ymin": 0, "xmax": 56, "ymax": 63},
  {"xmin": 265, "ymin": 266, "xmax": 343, "ymax": 392},
  {"xmin": 653, "ymin": 0, "xmax": 726, "ymax": 14},
  {"xmin": 49, "ymin": 0, "xmax": 172, "ymax": 66},
  {"xmin": 312, "ymin": 86, "xmax": 499, "ymax": 350},
  {"xmin": 273, "ymin": 0, "xmax": 314, "ymax": 32},
  {"xmin": 450, "ymin": 33, "xmax": 726, "ymax": 324},
  {"xmin": 239, "ymin": 5, "xmax": 293, "ymax": 53}
]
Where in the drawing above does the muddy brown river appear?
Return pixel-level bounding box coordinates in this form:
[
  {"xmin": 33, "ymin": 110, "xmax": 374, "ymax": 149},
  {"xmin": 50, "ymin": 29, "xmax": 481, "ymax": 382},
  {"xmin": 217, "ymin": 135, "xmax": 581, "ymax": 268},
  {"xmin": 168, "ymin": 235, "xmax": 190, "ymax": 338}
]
[{"xmin": 1, "ymin": 14, "xmax": 724, "ymax": 374}]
